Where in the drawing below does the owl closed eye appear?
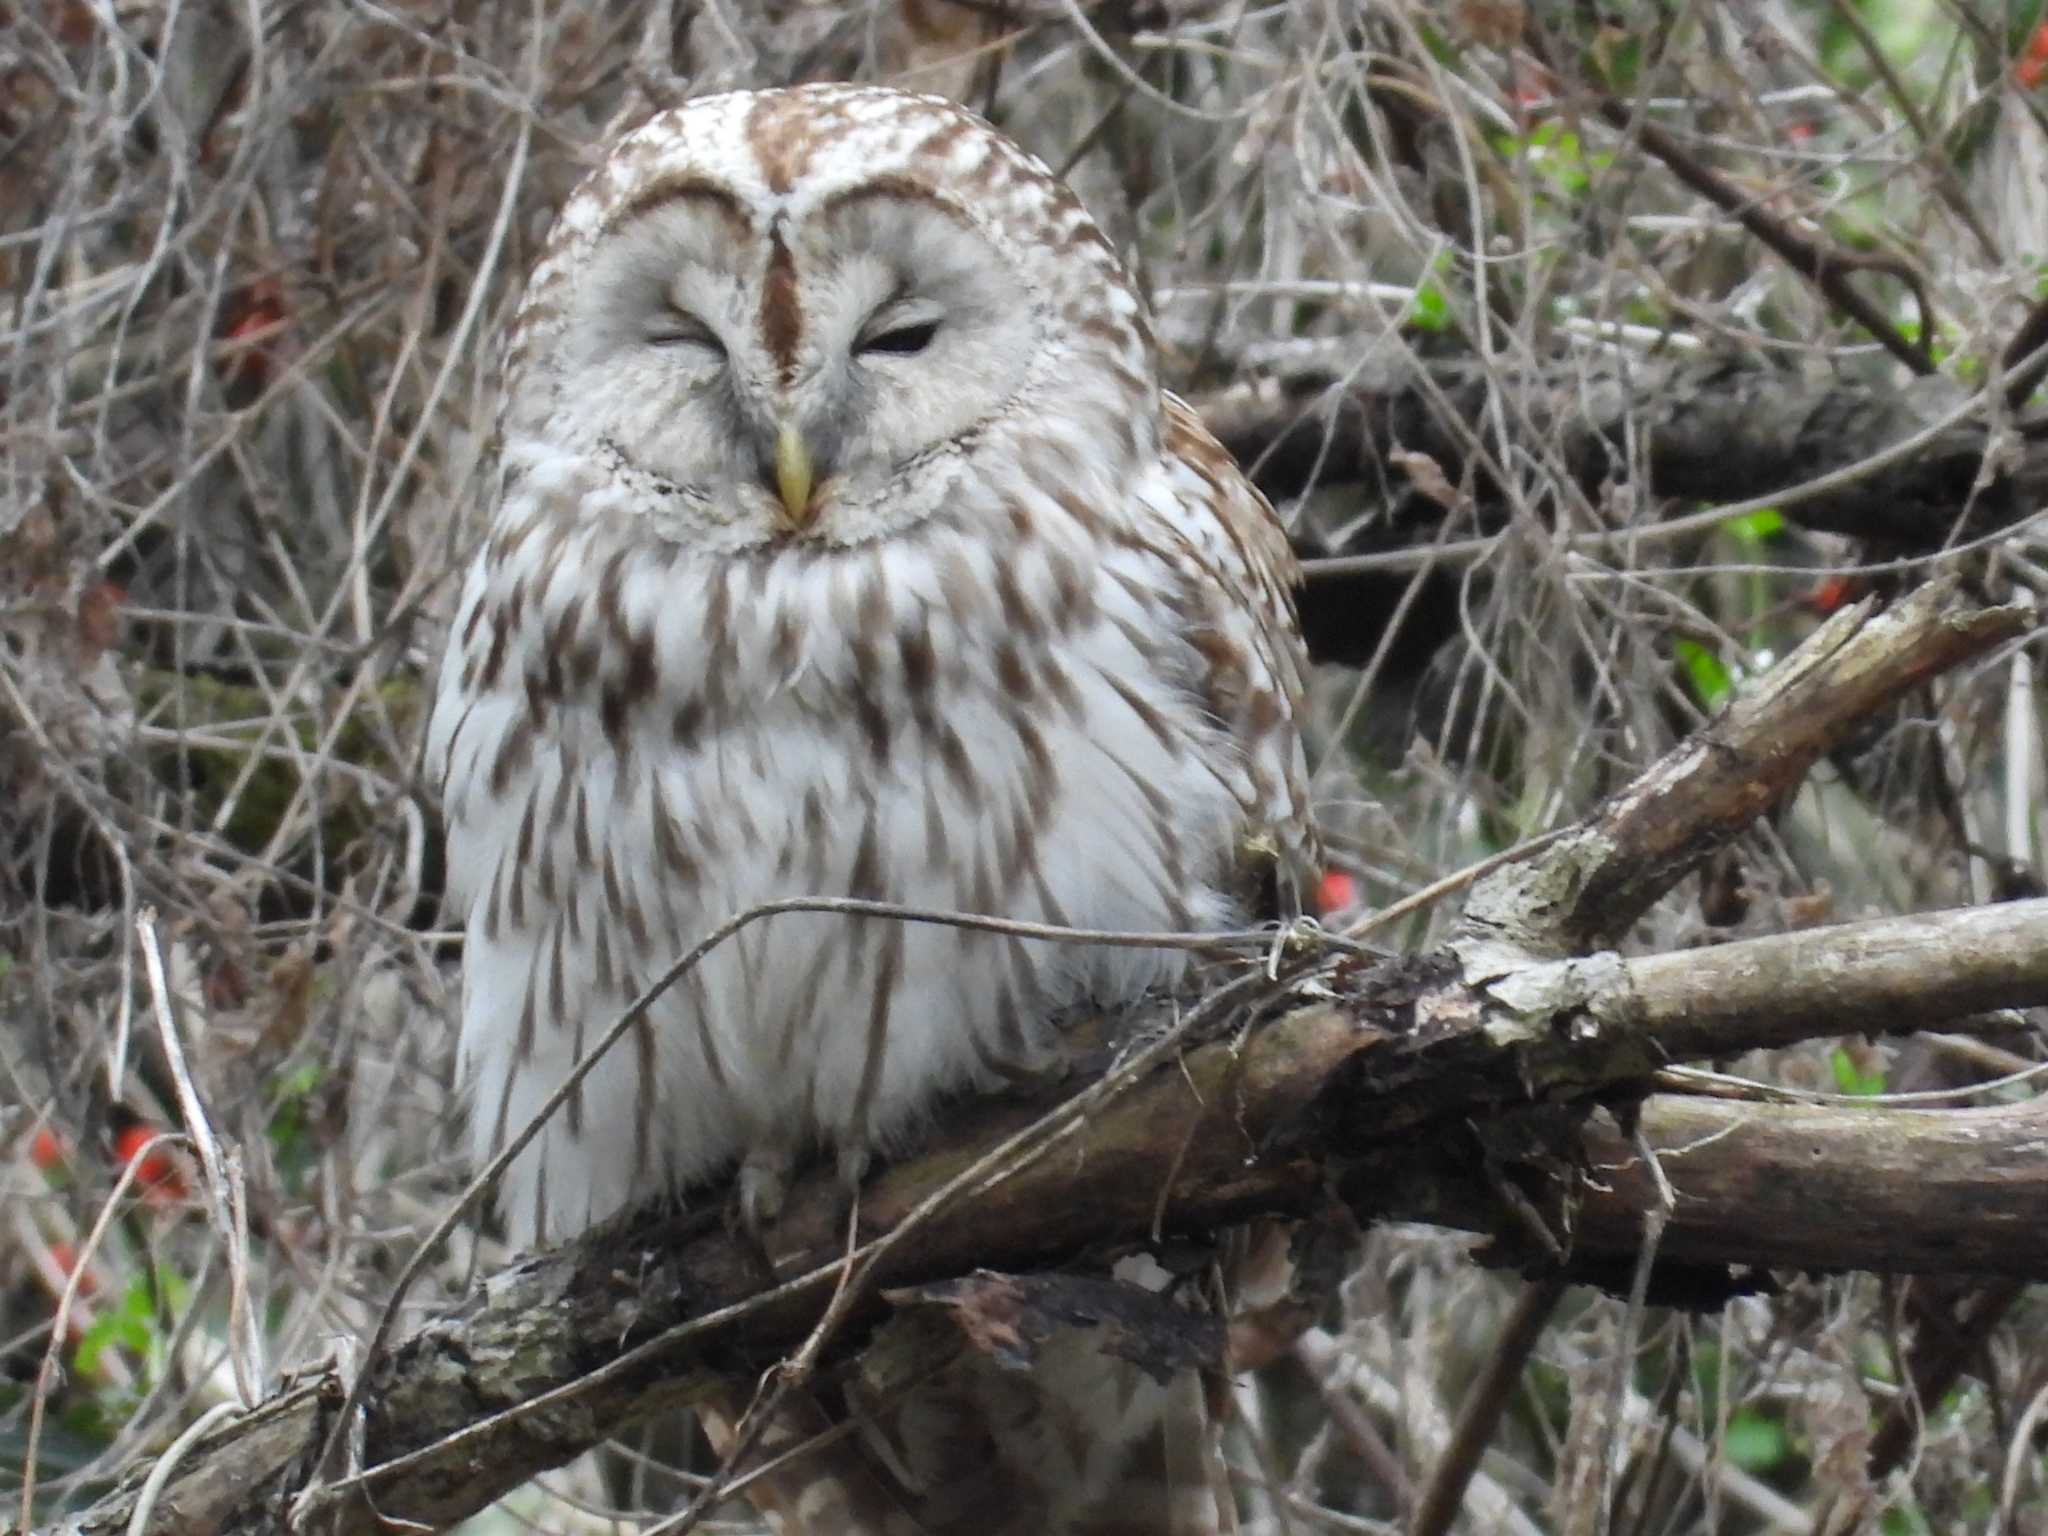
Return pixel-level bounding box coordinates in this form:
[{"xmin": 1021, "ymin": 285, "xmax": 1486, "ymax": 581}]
[{"xmin": 539, "ymin": 141, "xmax": 1113, "ymax": 552}]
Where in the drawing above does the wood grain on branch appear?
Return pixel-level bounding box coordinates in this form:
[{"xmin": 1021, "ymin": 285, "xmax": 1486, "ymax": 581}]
[
  {"xmin": 1376, "ymin": 1091, "xmax": 2048, "ymax": 1281},
  {"xmin": 43, "ymin": 578, "xmax": 2044, "ymax": 1536}
]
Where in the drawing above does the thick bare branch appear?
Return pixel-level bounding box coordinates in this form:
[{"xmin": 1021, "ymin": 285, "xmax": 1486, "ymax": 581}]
[
  {"xmin": 1376, "ymin": 1092, "xmax": 2048, "ymax": 1281},
  {"xmin": 1460, "ymin": 576, "xmax": 2030, "ymax": 954},
  {"xmin": 1212, "ymin": 362, "xmax": 2047, "ymax": 605},
  {"xmin": 50, "ymin": 886, "xmax": 2048, "ymax": 1536},
  {"xmin": 40, "ymin": 582, "xmax": 2045, "ymax": 1536}
]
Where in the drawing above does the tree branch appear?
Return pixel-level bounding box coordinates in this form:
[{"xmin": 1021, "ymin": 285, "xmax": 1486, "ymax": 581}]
[
  {"xmin": 1201, "ymin": 362, "xmax": 2048, "ymax": 599},
  {"xmin": 1459, "ymin": 575, "xmax": 2029, "ymax": 953},
  {"xmin": 1374, "ymin": 1091, "xmax": 2048, "ymax": 1281},
  {"xmin": 41, "ymin": 579, "xmax": 2042, "ymax": 1536}
]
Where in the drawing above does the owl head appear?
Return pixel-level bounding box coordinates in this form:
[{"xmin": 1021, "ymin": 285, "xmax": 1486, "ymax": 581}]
[{"xmin": 501, "ymin": 85, "xmax": 1162, "ymax": 551}]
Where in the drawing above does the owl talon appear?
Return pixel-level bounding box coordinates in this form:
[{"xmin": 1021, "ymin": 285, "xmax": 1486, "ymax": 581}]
[
  {"xmin": 738, "ymin": 1149, "xmax": 792, "ymax": 1233},
  {"xmin": 836, "ymin": 1142, "xmax": 871, "ymax": 1192}
]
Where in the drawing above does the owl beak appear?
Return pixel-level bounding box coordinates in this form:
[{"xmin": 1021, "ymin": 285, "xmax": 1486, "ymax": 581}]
[{"xmin": 771, "ymin": 422, "xmax": 816, "ymax": 528}]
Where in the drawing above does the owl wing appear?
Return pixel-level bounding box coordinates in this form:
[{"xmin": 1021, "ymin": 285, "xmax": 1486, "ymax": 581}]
[{"xmin": 1143, "ymin": 393, "xmax": 1319, "ymax": 899}]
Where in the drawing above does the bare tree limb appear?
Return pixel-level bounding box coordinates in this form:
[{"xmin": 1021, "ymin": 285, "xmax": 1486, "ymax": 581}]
[
  {"xmin": 1582, "ymin": 96, "xmax": 1935, "ymax": 376},
  {"xmin": 1201, "ymin": 363, "xmax": 2047, "ymax": 595},
  {"xmin": 1411, "ymin": 1277, "xmax": 1569, "ymax": 1536},
  {"xmin": 1376, "ymin": 1091, "xmax": 2048, "ymax": 1281},
  {"xmin": 38, "ymin": 578, "xmax": 2043, "ymax": 1536},
  {"xmin": 54, "ymin": 895, "xmax": 2048, "ymax": 1535},
  {"xmin": 1459, "ymin": 575, "xmax": 2030, "ymax": 953}
]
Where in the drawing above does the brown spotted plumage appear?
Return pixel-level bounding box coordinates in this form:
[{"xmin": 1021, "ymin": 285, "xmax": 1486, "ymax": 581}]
[{"xmin": 427, "ymin": 83, "xmax": 1315, "ymax": 1533}]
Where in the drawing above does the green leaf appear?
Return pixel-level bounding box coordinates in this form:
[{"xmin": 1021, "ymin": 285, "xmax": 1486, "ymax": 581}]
[
  {"xmin": 1675, "ymin": 639, "xmax": 1733, "ymax": 709},
  {"xmin": 71, "ymin": 1266, "xmax": 189, "ymax": 1379},
  {"xmin": 1723, "ymin": 1407, "xmax": 1790, "ymax": 1471},
  {"xmin": 73, "ymin": 1282, "xmax": 153, "ymax": 1377},
  {"xmin": 1722, "ymin": 508, "xmax": 1784, "ymax": 545},
  {"xmin": 1410, "ymin": 282, "xmax": 1449, "ymax": 332},
  {"xmin": 267, "ymin": 1062, "xmax": 328, "ymax": 1188},
  {"xmin": 1830, "ymin": 1046, "xmax": 1886, "ymax": 1096}
]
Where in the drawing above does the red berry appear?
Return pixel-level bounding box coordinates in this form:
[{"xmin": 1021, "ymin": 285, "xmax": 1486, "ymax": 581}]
[
  {"xmin": 29, "ymin": 1126, "xmax": 64, "ymax": 1170},
  {"xmin": 112, "ymin": 1124, "xmax": 185, "ymax": 1199},
  {"xmin": 1313, "ymin": 869, "xmax": 1358, "ymax": 916}
]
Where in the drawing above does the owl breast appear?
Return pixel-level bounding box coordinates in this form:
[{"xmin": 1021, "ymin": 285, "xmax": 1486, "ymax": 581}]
[{"xmin": 431, "ymin": 446, "xmax": 1255, "ymax": 1247}]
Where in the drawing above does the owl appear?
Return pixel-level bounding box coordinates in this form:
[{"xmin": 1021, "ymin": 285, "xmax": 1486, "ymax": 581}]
[{"xmin": 427, "ymin": 81, "xmax": 1315, "ymax": 1529}]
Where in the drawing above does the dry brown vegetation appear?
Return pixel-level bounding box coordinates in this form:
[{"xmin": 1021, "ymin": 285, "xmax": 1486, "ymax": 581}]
[{"xmin": 5, "ymin": 3, "xmax": 2048, "ymax": 1533}]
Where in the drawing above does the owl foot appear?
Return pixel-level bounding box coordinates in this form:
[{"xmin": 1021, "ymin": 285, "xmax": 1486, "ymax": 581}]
[
  {"xmin": 737, "ymin": 1146, "xmax": 793, "ymax": 1234},
  {"xmin": 836, "ymin": 1141, "xmax": 871, "ymax": 1192}
]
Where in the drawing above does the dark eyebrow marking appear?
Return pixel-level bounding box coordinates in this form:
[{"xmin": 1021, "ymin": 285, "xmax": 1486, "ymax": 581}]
[
  {"xmin": 605, "ymin": 178, "xmax": 753, "ymax": 239},
  {"xmin": 821, "ymin": 178, "xmax": 979, "ymax": 232}
]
